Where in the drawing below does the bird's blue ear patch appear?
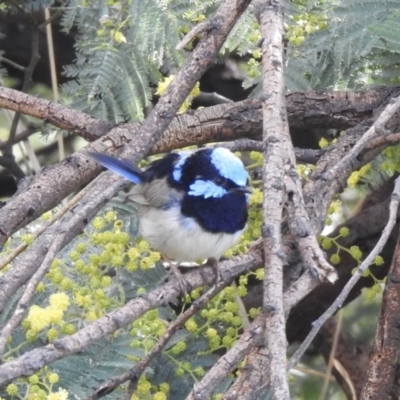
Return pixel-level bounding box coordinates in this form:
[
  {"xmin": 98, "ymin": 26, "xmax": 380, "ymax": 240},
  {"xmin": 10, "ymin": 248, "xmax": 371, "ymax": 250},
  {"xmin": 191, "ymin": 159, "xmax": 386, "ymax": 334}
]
[
  {"xmin": 188, "ymin": 180, "xmax": 227, "ymax": 199},
  {"xmin": 210, "ymin": 148, "xmax": 248, "ymax": 186},
  {"xmin": 172, "ymin": 152, "xmax": 190, "ymax": 182}
]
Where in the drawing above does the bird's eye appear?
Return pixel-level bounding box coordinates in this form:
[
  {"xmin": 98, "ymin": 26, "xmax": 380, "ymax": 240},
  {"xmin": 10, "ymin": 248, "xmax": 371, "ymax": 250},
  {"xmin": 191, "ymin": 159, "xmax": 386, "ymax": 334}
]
[{"xmin": 215, "ymin": 177, "xmax": 224, "ymax": 186}]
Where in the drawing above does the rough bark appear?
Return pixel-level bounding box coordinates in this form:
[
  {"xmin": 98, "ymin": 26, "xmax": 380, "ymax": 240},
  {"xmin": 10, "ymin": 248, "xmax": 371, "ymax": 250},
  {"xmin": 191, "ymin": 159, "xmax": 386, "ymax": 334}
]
[{"xmin": 360, "ymin": 225, "xmax": 400, "ymax": 399}]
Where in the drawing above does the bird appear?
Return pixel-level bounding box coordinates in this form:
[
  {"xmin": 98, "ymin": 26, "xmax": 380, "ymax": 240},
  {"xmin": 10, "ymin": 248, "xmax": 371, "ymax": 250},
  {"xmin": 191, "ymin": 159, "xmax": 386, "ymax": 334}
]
[{"xmin": 88, "ymin": 147, "xmax": 251, "ymax": 290}]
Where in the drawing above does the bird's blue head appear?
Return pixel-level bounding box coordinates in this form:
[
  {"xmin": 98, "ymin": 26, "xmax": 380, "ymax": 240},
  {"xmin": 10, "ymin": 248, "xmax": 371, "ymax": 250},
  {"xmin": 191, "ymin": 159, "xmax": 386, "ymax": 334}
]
[
  {"xmin": 169, "ymin": 148, "xmax": 251, "ymax": 234},
  {"xmin": 171, "ymin": 147, "xmax": 250, "ymax": 199}
]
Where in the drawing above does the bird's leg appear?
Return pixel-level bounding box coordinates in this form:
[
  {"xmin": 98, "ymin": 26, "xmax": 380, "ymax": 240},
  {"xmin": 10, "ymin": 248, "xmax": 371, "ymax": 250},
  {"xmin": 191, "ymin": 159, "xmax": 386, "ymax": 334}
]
[
  {"xmin": 163, "ymin": 255, "xmax": 191, "ymax": 294},
  {"xmin": 206, "ymin": 257, "xmax": 221, "ymax": 284}
]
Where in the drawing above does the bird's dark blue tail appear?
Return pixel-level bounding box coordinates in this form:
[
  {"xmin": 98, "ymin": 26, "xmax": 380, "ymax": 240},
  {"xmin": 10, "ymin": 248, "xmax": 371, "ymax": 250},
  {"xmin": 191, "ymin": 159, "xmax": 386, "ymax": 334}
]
[{"xmin": 88, "ymin": 152, "xmax": 143, "ymax": 184}]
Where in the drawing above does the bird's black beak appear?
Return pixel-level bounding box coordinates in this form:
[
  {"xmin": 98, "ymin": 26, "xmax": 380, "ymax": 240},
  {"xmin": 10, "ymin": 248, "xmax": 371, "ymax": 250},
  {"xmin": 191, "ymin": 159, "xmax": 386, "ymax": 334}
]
[{"xmin": 232, "ymin": 186, "xmax": 253, "ymax": 194}]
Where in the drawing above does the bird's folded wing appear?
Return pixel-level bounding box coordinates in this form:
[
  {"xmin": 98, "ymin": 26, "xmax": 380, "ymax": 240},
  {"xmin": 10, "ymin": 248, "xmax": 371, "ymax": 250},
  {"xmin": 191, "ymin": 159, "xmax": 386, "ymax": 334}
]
[{"xmin": 127, "ymin": 179, "xmax": 184, "ymax": 209}]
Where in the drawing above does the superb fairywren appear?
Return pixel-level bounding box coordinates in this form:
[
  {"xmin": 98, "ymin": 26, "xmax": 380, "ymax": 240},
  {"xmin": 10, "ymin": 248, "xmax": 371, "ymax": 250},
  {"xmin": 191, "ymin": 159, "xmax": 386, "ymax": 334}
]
[{"xmin": 89, "ymin": 147, "xmax": 251, "ymax": 287}]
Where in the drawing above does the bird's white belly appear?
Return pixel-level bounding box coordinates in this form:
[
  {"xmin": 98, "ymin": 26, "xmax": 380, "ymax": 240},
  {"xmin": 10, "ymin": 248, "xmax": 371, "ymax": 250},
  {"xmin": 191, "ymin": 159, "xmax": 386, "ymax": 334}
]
[{"xmin": 138, "ymin": 207, "xmax": 243, "ymax": 262}]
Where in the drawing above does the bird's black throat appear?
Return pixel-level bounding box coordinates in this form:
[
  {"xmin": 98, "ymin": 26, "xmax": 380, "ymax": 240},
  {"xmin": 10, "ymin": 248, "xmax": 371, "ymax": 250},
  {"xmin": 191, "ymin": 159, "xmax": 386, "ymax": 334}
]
[{"xmin": 180, "ymin": 192, "xmax": 248, "ymax": 234}]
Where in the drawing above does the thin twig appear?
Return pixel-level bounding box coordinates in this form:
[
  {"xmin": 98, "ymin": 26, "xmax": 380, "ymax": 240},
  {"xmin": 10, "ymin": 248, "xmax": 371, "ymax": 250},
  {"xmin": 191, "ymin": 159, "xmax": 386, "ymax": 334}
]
[
  {"xmin": 287, "ymin": 176, "xmax": 400, "ymax": 370},
  {"xmin": 318, "ymin": 312, "xmax": 343, "ymax": 400},
  {"xmin": 0, "ymin": 57, "xmax": 25, "ymax": 71},
  {"xmin": 0, "ymin": 125, "xmax": 40, "ymax": 151},
  {"xmin": 326, "ymin": 96, "xmax": 400, "ymax": 183},
  {"xmin": 38, "ymin": 7, "xmax": 65, "ymax": 30},
  {"xmin": 5, "ymin": 24, "xmax": 40, "ymax": 158},
  {"xmin": 44, "ymin": 7, "xmax": 64, "ymax": 162},
  {"xmin": 21, "ymin": 138, "xmax": 40, "ymax": 173},
  {"xmin": 231, "ymin": 281, "xmax": 251, "ymax": 330},
  {"xmin": 196, "ymin": 91, "xmax": 233, "ymax": 105},
  {"xmin": 176, "ymin": 20, "xmax": 214, "ymax": 50}
]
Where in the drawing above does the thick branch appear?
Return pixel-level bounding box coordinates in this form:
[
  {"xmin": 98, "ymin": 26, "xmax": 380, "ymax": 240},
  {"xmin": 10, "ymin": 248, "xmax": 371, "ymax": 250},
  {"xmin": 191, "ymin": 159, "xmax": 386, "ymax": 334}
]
[
  {"xmin": 360, "ymin": 225, "xmax": 400, "ymax": 399},
  {"xmin": 0, "ymin": 87, "xmax": 396, "ymax": 142},
  {"xmin": 0, "ymin": 84, "xmax": 398, "ymax": 249},
  {"xmin": 227, "ymin": 1, "xmax": 290, "ymax": 399},
  {"xmin": 0, "ymin": 87, "xmax": 114, "ymax": 142}
]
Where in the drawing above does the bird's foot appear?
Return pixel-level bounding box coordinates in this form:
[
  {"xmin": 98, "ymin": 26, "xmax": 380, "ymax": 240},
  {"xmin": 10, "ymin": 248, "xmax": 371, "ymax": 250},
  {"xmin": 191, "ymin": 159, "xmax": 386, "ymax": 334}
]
[
  {"xmin": 206, "ymin": 257, "xmax": 221, "ymax": 285},
  {"xmin": 167, "ymin": 262, "xmax": 192, "ymax": 294}
]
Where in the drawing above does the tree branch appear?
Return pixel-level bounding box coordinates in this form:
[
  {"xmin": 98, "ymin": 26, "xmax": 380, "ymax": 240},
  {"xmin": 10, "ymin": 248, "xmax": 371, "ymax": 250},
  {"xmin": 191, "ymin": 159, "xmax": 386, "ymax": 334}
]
[
  {"xmin": 0, "ymin": 179, "xmax": 98, "ymax": 355},
  {"xmin": 186, "ymin": 313, "xmax": 265, "ymax": 400},
  {"xmin": 0, "ymin": 250, "xmax": 262, "ymax": 387},
  {"xmin": 288, "ymin": 176, "xmax": 400, "ymax": 370},
  {"xmin": 1, "ymin": 87, "xmax": 395, "ymax": 141},
  {"xmin": 4, "ymin": 23, "xmax": 40, "ymax": 158},
  {"xmin": 0, "ymin": 125, "xmax": 40, "ymax": 151},
  {"xmin": 176, "ymin": 20, "xmax": 215, "ymax": 50},
  {"xmin": 360, "ymin": 224, "xmax": 400, "ymax": 399},
  {"xmin": 304, "ymin": 95, "xmax": 400, "ymax": 234},
  {"xmin": 286, "ymin": 178, "xmax": 400, "ymax": 344},
  {"xmin": 226, "ymin": 2, "xmax": 290, "ymax": 399}
]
